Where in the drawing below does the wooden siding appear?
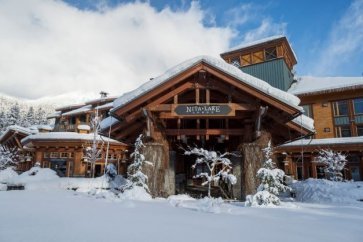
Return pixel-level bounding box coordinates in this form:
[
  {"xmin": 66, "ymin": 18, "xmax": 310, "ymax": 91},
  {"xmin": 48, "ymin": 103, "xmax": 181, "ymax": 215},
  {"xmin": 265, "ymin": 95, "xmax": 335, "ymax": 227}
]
[
  {"xmin": 240, "ymin": 58, "xmax": 293, "ymax": 91},
  {"xmin": 311, "ymin": 102, "xmax": 334, "ymax": 139}
]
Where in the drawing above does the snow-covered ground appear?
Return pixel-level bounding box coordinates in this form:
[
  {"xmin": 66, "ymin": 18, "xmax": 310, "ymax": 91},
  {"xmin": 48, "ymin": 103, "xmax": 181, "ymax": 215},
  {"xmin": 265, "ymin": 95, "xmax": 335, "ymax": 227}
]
[{"xmin": 1, "ymin": 168, "xmax": 363, "ymax": 242}]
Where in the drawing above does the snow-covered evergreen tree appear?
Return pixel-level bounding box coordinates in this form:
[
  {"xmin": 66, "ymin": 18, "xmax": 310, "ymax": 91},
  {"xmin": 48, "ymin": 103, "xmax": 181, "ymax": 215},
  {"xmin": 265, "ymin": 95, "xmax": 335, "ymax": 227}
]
[
  {"xmin": 23, "ymin": 106, "xmax": 36, "ymax": 127},
  {"xmin": 317, "ymin": 149, "xmax": 347, "ymax": 182},
  {"xmin": 184, "ymin": 147, "xmax": 237, "ymax": 198},
  {"xmin": 7, "ymin": 103, "xmax": 21, "ymax": 126},
  {"xmin": 35, "ymin": 107, "xmax": 47, "ymax": 125},
  {"xmin": 0, "ymin": 147, "xmax": 18, "ymax": 170},
  {"xmin": 122, "ymin": 134, "xmax": 152, "ymax": 193},
  {"xmin": 0, "ymin": 111, "xmax": 6, "ymax": 132},
  {"xmin": 246, "ymin": 141, "xmax": 290, "ymax": 206}
]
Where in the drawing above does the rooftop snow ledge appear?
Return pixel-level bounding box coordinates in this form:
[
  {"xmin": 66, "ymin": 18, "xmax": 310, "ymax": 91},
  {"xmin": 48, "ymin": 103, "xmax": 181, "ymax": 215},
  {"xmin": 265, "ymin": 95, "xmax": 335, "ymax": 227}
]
[
  {"xmin": 111, "ymin": 55, "xmax": 302, "ymax": 113},
  {"xmin": 288, "ymin": 76, "xmax": 363, "ymax": 96}
]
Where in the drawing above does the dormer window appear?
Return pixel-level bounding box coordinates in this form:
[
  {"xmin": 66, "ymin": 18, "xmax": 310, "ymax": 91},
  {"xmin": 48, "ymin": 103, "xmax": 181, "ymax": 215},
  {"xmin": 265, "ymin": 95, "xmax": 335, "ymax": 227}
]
[{"xmin": 265, "ymin": 47, "xmax": 277, "ymax": 60}]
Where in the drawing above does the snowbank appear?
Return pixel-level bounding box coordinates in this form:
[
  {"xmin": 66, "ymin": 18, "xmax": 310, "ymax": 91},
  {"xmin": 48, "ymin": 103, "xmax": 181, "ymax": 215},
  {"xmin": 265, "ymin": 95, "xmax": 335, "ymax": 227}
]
[
  {"xmin": 120, "ymin": 186, "xmax": 152, "ymax": 201},
  {"xmin": 0, "ymin": 167, "xmax": 18, "ymax": 183},
  {"xmin": 292, "ymin": 179, "xmax": 363, "ymax": 204}
]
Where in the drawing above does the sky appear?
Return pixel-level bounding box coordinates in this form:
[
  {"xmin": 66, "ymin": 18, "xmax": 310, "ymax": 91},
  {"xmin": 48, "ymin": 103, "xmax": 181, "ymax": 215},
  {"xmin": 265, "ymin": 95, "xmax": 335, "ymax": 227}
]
[{"xmin": 0, "ymin": 0, "xmax": 362, "ymax": 100}]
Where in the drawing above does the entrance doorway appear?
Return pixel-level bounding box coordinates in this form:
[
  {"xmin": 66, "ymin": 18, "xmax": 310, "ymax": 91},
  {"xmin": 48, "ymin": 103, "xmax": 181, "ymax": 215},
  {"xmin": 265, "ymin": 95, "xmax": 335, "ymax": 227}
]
[{"xmin": 172, "ymin": 136, "xmax": 239, "ymax": 198}]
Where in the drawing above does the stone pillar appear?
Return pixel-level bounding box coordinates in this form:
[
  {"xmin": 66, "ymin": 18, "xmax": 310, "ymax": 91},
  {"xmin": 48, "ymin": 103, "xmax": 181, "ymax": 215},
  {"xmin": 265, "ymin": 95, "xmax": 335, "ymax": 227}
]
[
  {"xmin": 231, "ymin": 155, "xmax": 242, "ymax": 200},
  {"xmin": 238, "ymin": 131, "xmax": 271, "ymax": 200},
  {"xmin": 143, "ymin": 138, "xmax": 175, "ymax": 198}
]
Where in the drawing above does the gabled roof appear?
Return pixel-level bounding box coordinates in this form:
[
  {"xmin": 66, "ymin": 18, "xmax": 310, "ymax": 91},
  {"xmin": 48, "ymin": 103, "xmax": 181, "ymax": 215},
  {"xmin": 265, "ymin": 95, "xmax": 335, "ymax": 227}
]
[
  {"xmin": 0, "ymin": 125, "xmax": 33, "ymax": 143},
  {"xmin": 111, "ymin": 55, "xmax": 302, "ymax": 113},
  {"xmin": 288, "ymin": 76, "xmax": 363, "ymax": 96}
]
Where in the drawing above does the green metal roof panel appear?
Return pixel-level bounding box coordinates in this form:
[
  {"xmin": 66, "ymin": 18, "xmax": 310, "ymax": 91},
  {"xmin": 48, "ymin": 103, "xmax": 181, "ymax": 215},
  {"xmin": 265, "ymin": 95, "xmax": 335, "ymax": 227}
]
[{"xmin": 240, "ymin": 58, "xmax": 293, "ymax": 91}]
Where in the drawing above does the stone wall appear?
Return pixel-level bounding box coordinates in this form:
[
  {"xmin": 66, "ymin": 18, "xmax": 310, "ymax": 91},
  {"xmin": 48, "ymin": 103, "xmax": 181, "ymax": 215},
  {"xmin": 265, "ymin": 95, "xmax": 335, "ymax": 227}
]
[
  {"xmin": 238, "ymin": 130, "xmax": 271, "ymax": 200},
  {"xmin": 142, "ymin": 138, "xmax": 175, "ymax": 198}
]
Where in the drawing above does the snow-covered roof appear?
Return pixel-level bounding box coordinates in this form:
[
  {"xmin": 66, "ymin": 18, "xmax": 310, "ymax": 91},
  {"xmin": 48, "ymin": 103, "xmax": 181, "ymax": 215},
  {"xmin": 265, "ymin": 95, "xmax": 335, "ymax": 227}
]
[
  {"xmin": 47, "ymin": 111, "xmax": 62, "ymax": 119},
  {"xmin": 221, "ymin": 35, "xmax": 297, "ymax": 62},
  {"xmin": 279, "ymin": 136, "xmax": 363, "ymax": 148},
  {"xmin": 55, "ymin": 103, "xmax": 85, "ymax": 112},
  {"xmin": 100, "ymin": 116, "xmax": 120, "ymax": 131},
  {"xmin": 85, "ymin": 96, "xmax": 117, "ymax": 105},
  {"xmin": 290, "ymin": 114, "xmax": 315, "ymax": 133},
  {"xmin": 0, "ymin": 125, "xmax": 34, "ymax": 143},
  {"xmin": 111, "ymin": 55, "xmax": 302, "ymax": 113},
  {"xmin": 288, "ymin": 76, "xmax": 363, "ymax": 96},
  {"xmin": 95, "ymin": 102, "xmax": 113, "ymax": 110},
  {"xmin": 62, "ymin": 105, "xmax": 92, "ymax": 116},
  {"xmin": 21, "ymin": 132, "xmax": 126, "ymax": 146},
  {"xmin": 36, "ymin": 125, "xmax": 53, "ymax": 131}
]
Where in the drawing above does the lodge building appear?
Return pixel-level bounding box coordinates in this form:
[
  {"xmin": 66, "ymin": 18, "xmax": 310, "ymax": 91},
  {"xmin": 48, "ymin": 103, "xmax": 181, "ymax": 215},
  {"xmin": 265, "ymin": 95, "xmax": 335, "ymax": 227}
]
[{"xmin": 100, "ymin": 50, "xmax": 314, "ymax": 198}]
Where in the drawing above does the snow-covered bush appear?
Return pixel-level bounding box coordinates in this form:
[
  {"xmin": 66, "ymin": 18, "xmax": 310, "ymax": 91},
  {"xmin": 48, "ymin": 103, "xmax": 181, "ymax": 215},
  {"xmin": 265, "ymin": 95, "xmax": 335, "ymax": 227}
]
[
  {"xmin": 246, "ymin": 141, "xmax": 290, "ymax": 206},
  {"xmin": 0, "ymin": 167, "xmax": 18, "ymax": 183},
  {"xmin": 316, "ymin": 149, "xmax": 347, "ymax": 182},
  {"xmin": 184, "ymin": 147, "xmax": 237, "ymax": 198},
  {"xmin": 122, "ymin": 134, "xmax": 152, "ymax": 194}
]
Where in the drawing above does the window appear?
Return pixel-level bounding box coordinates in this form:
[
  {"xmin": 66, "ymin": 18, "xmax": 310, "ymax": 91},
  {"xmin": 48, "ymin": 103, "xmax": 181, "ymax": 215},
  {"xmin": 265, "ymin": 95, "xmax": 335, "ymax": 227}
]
[
  {"xmin": 336, "ymin": 126, "xmax": 351, "ymax": 137},
  {"xmin": 357, "ymin": 126, "xmax": 363, "ymax": 136},
  {"xmin": 50, "ymin": 152, "xmax": 59, "ymax": 158},
  {"xmin": 333, "ymin": 100, "xmax": 349, "ymax": 116},
  {"xmin": 230, "ymin": 57, "xmax": 240, "ymax": 67},
  {"xmin": 353, "ymin": 98, "xmax": 363, "ymax": 114},
  {"xmin": 69, "ymin": 152, "xmax": 74, "ymax": 158},
  {"xmin": 302, "ymin": 105, "xmax": 313, "ymax": 118},
  {"xmin": 265, "ymin": 47, "xmax": 277, "ymax": 60},
  {"xmin": 60, "ymin": 152, "xmax": 69, "ymax": 158},
  {"xmin": 44, "ymin": 152, "xmax": 50, "ymax": 158}
]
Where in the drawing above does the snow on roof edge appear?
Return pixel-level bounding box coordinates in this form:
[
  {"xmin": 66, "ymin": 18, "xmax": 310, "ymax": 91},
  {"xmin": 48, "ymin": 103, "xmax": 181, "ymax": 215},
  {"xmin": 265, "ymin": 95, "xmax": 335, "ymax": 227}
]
[
  {"xmin": 278, "ymin": 136, "xmax": 363, "ymax": 148},
  {"xmin": 21, "ymin": 132, "xmax": 126, "ymax": 146}
]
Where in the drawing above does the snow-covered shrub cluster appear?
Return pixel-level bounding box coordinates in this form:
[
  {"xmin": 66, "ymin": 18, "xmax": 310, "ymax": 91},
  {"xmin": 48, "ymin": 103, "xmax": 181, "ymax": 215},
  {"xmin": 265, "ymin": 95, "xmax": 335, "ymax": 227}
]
[
  {"xmin": 316, "ymin": 149, "xmax": 347, "ymax": 182},
  {"xmin": 246, "ymin": 141, "xmax": 290, "ymax": 206},
  {"xmin": 184, "ymin": 147, "xmax": 237, "ymax": 198}
]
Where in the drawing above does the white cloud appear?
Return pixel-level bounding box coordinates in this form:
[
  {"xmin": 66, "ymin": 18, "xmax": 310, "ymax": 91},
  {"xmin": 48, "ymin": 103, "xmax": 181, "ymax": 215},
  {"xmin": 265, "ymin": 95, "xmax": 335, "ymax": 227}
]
[
  {"xmin": 313, "ymin": 0, "xmax": 363, "ymax": 75},
  {"xmin": 0, "ymin": 0, "xmax": 234, "ymax": 99},
  {"xmin": 241, "ymin": 18, "xmax": 287, "ymax": 44}
]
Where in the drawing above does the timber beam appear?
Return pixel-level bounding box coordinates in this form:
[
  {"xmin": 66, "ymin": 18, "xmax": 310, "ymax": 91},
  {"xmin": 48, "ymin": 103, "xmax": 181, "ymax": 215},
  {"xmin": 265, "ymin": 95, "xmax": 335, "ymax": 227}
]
[{"xmin": 165, "ymin": 129, "xmax": 244, "ymax": 136}]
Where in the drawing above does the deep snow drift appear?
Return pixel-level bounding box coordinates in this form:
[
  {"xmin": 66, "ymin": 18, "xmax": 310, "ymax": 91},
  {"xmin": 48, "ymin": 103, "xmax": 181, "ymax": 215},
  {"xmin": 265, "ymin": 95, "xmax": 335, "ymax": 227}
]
[{"xmin": 1, "ymin": 168, "xmax": 363, "ymax": 242}]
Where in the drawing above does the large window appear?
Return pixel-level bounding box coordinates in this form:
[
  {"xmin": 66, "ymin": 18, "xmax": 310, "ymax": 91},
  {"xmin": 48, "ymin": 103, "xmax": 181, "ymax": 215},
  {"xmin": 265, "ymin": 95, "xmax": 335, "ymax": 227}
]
[
  {"xmin": 353, "ymin": 98, "xmax": 363, "ymax": 114},
  {"xmin": 302, "ymin": 105, "xmax": 313, "ymax": 118},
  {"xmin": 333, "ymin": 97, "xmax": 363, "ymax": 137},
  {"xmin": 333, "ymin": 100, "xmax": 349, "ymax": 116}
]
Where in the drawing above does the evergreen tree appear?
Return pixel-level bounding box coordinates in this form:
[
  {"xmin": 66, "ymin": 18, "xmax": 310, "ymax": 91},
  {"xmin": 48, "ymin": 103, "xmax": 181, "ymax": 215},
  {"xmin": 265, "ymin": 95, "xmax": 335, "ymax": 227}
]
[
  {"xmin": 23, "ymin": 106, "xmax": 36, "ymax": 127},
  {"xmin": 35, "ymin": 107, "xmax": 47, "ymax": 125},
  {"xmin": 7, "ymin": 103, "xmax": 21, "ymax": 126},
  {"xmin": 122, "ymin": 134, "xmax": 152, "ymax": 193},
  {"xmin": 246, "ymin": 141, "xmax": 290, "ymax": 206},
  {"xmin": 0, "ymin": 111, "xmax": 6, "ymax": 132},
  {"xmin": 317, "ymin": 149, "xmax": 347, "ymax": 182}
]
